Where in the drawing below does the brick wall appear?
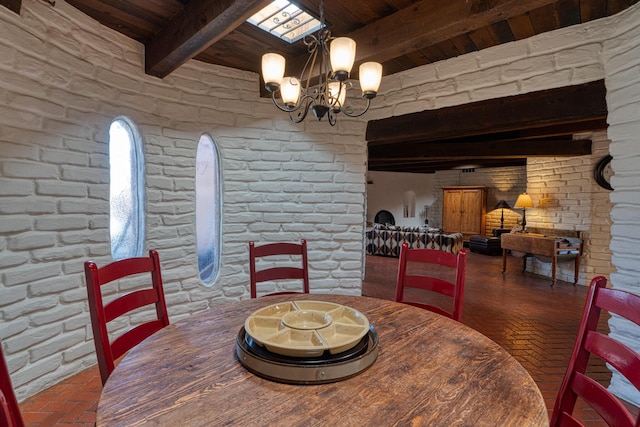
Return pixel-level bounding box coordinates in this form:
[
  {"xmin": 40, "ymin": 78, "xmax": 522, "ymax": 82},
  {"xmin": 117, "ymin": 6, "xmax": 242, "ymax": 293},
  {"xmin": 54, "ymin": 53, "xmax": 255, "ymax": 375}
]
[
  {"xmin": 429, "ymin": 166, "xmax": 527, "ymax": 232},
  {"xmin": 526, "ymin": 132, "xmax": 614, "ymax": 285},
  {"xmin": 0, "ymin": 0, "xmax": 367, "ymax": 399},
  {"xmin": 602, "ymin": 2, "xmax": 640, "ymax": 406}
]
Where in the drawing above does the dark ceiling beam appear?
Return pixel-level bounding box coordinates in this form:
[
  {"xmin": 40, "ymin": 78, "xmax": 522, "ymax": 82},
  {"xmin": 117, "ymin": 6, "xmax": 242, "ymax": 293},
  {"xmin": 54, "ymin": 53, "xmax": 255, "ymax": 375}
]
[
  {"xmin": 349, "ymin": 0, "xmax": 558, "ymax": 65},
  {"xmin": 368, "ymin": 158, "xmax": 527, "ymax": 173},
  {"xmin": 145, "ymin": 0, "xmax": 271, "ymax": 78},
  {"xmin": 284, "ymin": 0, "xmax": 558, "ymax": 81},
  {"xmin": 0, "ymin": 0, "xmax": 20, "ymax": 14},
  {"xmin": 369, "ymin": 139, "xmax": 592, "ymax": 159},
  {"xmin": 366, "ymin": 80, "xmax": 607, "ymax": 145}
]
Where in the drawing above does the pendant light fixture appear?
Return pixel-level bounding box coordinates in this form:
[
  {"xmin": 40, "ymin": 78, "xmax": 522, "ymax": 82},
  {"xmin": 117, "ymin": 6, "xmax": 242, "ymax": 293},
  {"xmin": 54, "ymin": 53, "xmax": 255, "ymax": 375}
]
[{"xmin": 260, "ymin": 0, "xmax": 383, "ymax": 126}]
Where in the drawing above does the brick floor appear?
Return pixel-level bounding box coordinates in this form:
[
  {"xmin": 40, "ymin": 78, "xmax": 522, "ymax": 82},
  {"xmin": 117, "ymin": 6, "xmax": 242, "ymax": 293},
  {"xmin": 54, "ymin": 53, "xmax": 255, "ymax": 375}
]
[{"xmin": 18, "ymin": 252, "xmax": 636, "ymax": 426}]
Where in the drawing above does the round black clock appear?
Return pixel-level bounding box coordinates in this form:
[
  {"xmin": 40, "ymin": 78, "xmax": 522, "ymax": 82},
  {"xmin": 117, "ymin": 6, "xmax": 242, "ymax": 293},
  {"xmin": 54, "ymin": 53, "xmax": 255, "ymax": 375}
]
[{"xmin": 594, "ymin": 155, "xmax": 613, "ymax": 191}]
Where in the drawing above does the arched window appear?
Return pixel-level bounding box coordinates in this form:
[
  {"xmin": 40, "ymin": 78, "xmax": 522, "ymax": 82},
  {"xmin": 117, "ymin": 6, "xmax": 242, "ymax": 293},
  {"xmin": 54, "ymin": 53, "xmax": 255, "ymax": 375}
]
[
  {"xmin": 196, "ymin": 134, "xmax": 222, "ymax": 285},
  {"xmin": 109, "ymin": 117, "xmax": 145, "ymax": 260}
]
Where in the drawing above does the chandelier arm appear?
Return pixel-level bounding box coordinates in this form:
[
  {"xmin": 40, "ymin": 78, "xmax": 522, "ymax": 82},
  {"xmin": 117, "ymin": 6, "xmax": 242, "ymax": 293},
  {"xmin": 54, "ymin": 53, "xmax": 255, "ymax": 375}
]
[
  {"xmin": 340, "ymin": 98, "xmax": 372, "ymax": 118},
  {"xmin": 288, "ymin": 95, "xmax": 315, "ymax": 123},
  {"xmin": 270, "ymin": 92, "xmax": 303, "ymax": 113},
  {"xmin": 303, "ymin": 43, "xmax": 319, "ymax": 94},
  {"xmin": 327, "ymin": 109, "xmax": 337, "ymax": 126}
]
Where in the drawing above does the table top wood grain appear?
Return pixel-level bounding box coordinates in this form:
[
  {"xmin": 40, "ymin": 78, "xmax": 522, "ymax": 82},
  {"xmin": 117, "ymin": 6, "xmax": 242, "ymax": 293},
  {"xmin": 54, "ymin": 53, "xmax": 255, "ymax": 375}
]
[{"xmin": 97, "ymin": 294, "xmax": 548, "ymax": 426}]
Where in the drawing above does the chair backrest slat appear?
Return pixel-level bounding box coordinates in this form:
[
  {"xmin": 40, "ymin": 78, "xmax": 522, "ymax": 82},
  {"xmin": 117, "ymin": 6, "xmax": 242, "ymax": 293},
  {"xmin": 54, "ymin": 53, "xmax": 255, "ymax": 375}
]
[
  {"xmin": 84, "ymin": 249, "xmax": 170, "ymax": 385},
  {"xmin": 551, "ymin": 276, "xmax": 640, "ymax": 426},
  {"xmin": 0, "ymin": 345, "xmax": 25, "ymax": 427},
  {"xmin": 395, "ymin": 242, "xmax": 467, "ymax": 321},
  {"xmin": 249, "ymin": 240, "xmax": 310, "ymax": 298}
]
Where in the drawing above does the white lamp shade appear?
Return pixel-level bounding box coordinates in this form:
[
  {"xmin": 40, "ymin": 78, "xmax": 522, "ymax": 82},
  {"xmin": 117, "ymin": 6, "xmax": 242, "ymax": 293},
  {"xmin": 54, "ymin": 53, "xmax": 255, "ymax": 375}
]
[
  {"xmin": 280, "ymin": 77, "xmax": 301, "ymax": 105},
  {"xmin": 262, "ymin": 53, "xmax": 285, "ymax": 85},
  {"xmin": 359, "ymin": 62, "xmax": 382, "ymax": 93},
  {"xmin": 328, "ymin": 81, "xmax": 346, "ymax": 109},
  {"xmin": 330, "ymin": 37, "xmax": 356, "ymax": 74}
]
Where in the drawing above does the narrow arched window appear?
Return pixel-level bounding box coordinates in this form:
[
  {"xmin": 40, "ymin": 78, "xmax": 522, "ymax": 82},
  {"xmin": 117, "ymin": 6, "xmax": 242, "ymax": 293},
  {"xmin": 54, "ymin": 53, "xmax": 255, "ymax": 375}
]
[
  {"xmin": 196, "ymin": 134, "xmax": 222, "ymax": 285},
  {"xmin": 109, "ymin": 117, "xmax": 145, "ymax": 260}
]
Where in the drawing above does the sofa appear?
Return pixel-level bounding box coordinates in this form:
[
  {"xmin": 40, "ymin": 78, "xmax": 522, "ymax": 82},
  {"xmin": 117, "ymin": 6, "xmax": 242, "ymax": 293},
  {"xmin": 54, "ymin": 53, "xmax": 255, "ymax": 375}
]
[{"xmin": 365, "ymin": 224, "xmax": 464, "ymax": 257}]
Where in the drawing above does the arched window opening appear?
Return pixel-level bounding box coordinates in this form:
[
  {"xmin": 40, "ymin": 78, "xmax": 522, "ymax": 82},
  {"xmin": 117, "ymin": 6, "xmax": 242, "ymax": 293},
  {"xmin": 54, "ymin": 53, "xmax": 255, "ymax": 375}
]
[
  {"xmin": 196, "ymin": 134, "xmax": 222, "ymax": 285},
  {"xmin": 109, "ymin": 117, "xmax": 145, "ymax": 260}
]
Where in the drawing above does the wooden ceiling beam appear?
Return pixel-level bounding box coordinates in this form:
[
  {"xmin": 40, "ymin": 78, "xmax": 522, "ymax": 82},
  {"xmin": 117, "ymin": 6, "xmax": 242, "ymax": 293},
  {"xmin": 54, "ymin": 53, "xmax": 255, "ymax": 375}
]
[
  {"xmin": 0, "ymin": 0, "xmax": 20, "ymax": 14},
  {"xmin": 282, "ymin": 0, "xmax": 558, "ymax": 81},
  {"xmin": 368, "ymin": 158, "xmax": 527, "ymax": 173},
  {"xmin": 144, "ymin": 0, "xmax": 271, "ymax": 78},
  {"xmin": 366, "ymin": 80, "xmax": 607, "ymax": 145},
  {"xmin": 369, "ymin": 139, "xmax": 592, "ymax": 160}
]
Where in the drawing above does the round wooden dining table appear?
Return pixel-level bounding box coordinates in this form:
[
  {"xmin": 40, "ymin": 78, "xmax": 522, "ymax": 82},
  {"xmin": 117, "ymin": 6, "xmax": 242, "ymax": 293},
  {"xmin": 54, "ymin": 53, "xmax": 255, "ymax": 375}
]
[{"xmin": 97, "ymin": 294, "xmax": 548, "ymax": 426}]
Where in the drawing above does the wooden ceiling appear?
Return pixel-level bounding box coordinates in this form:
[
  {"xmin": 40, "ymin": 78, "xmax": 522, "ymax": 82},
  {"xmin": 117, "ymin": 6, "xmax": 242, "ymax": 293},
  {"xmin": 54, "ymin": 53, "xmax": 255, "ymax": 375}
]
[{"xmin": 44, "ymin": 0, "xmax": 640, "ymax": 172}]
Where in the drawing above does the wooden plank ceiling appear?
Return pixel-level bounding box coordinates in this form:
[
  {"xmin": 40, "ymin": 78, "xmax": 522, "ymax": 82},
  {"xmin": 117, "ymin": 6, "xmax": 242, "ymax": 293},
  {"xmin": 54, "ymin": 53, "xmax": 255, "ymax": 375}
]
[{"xmin": 47, "ymin": 0, "xmax": 640, "ymax": 172}]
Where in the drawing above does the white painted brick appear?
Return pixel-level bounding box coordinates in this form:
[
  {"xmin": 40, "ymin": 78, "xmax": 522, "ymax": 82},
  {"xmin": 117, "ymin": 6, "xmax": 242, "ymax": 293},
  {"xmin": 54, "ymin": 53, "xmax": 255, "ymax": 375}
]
[
  {"xmin": 0, "ymin": 318, "xmax": 29, "ymax": 340},
  {"xmin": 0, "ymin": 252, "xmax": 29, "ymax": 269},
  {"xmin": 41, "ymin": 149, "xmax": 88, "ymax": 167},
  {"xmin": 0, "ymin": 179, "xmax": 33, "ymax": 196},
  {"xmin": 7, "ymin": 232, "xmax": 57, "ymax": 251},
  {"xmin": 471, "ymin": 82, "xmax": 520, "ymax": 100},
  {"xmin": 30, "ymin": 331, "xmax": 87, "ymax": 362},
  {"xmin": 0, "ymin": 198, "xmax": 56, "ymax": 215},
  {"xmin": 520, "ymin": 69, "xmax": 574, "ymax": 92},
  {"xmin": 36, "ymin": 181, "xmax": 87, "ymax": 197}
]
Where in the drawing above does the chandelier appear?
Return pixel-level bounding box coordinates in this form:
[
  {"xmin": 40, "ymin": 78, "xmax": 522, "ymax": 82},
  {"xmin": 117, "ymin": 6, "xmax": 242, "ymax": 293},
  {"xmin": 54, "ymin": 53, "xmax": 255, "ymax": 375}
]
[{"xmin": 261, "ymin": 1, "xmax": 383, "ymax": 126}]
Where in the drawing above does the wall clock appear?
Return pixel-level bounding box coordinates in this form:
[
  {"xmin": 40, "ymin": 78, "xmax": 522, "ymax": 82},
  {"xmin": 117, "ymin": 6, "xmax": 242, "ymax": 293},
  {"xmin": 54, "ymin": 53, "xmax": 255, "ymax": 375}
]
[{"xmin": 594, "ymin": 154, "xmax": 613, "ymax": 191}]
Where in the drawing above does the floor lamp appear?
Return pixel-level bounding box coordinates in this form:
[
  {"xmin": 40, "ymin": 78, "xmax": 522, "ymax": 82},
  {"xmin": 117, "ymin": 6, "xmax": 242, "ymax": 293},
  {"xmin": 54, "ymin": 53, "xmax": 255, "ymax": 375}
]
[
  {"xmin": 494, "ymin": 200, "xmax": 511, "ymax": 229},
  {"xmin": 514, "ymin": 193, "xmax": 534, "ymax": 232}
]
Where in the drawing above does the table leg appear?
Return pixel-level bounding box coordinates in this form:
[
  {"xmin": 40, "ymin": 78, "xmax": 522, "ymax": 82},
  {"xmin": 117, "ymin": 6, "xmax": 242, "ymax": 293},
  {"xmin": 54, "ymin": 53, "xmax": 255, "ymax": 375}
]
[
  {"xmin": 502, "ymin": 249, "xmax": 507, "ymax": 273},
  {"xmin": 573, "ymin": 253, "xmax": 580, "ymax": 285},
  {"xmin": 551, "ymin": 255, "xmax": 557, "ymax": 286},
  {"xmin": 522, "ymin": 255, "xmax": 527, "ymax": 273}
]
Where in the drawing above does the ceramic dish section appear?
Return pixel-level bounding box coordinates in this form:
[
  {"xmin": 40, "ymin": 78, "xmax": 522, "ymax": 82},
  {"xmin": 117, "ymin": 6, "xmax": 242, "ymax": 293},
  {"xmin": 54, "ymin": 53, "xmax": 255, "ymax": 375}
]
[{"xmin": 244, "ymin": 301, "xmax": 370, "ymax": 357}]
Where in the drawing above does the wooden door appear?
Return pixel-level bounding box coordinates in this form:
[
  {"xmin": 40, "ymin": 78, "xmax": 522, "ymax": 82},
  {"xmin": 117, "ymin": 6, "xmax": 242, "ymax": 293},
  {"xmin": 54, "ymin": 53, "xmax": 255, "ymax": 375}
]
[
  {"xmin": 460, "ymin": 189, "xmax": 484, "ymax": 236},
  {"xmin": 442, "ymin": 189, "xmax": 462, "ymax": 233}
]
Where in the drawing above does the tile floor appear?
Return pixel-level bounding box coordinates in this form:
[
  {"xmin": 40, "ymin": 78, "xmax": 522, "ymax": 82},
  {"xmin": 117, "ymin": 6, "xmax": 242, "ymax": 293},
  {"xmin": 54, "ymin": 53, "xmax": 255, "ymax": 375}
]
[{"xmin": 17, "ymin": 252, "xmax": 635, "ymax": 426}]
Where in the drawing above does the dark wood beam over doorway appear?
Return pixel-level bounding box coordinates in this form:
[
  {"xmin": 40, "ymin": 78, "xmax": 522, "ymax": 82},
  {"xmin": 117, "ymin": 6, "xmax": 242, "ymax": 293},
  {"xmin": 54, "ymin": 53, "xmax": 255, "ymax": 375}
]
[{"xmin": 366, "ymin": 80, "xmax": 607, "ymax": 173}]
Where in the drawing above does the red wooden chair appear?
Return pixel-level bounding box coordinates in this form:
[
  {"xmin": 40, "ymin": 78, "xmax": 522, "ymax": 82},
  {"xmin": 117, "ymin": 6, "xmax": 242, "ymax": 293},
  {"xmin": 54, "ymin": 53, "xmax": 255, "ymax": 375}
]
[
  {"xmin": 0, "ymin": 344, "xmax": 25, "ymax": 427},
  {"xmin": 84, "ymin": 249, "xmax": 170, "ymax": 385},
  {"xmin": 395, "ymin": 242, "xmax": 467, "ymax": 321},
  {"xmin": 551, "ymin": 276, "xmax": 640, "ymax": 426},
  {"xmin": 249, "ymin": 240, "xmax": 310, "ymax": 298}
]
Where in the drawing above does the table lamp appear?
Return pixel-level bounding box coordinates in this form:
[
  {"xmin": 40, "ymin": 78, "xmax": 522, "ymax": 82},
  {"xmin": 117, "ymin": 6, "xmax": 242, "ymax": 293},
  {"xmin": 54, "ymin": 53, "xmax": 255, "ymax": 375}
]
[
  {"xmin": 514, "ymin": 193, "xmax": 534, "ymax": 232},
  {"xmin": 494, "ymin": 200, "xmax": 511, "ymax": 229}
]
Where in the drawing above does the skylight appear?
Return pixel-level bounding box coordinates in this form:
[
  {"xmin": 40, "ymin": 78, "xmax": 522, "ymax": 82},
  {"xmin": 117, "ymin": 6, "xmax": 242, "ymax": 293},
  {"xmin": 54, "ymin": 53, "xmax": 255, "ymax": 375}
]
[{"xmin": 247, "ymin": 0, "xmax": 323, "ymax": 44}]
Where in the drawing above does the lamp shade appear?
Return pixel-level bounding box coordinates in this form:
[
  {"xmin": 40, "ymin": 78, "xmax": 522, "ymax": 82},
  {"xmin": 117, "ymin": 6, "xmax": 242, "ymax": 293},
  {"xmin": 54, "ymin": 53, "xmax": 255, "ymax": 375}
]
[
  {"xmin": 514, "ymin": 193, "xmax": 534, "ymax": 209},
  {"xmin": 330, "ymin": 37, "xmax": 356, "ymax": 77},
  {"xmin": 280, "ymin": 77, "xmax": 301, "ymax": 106},
  {"xmin": 494, "ymin": 200, "xmax": 511, "ymax": 210},
  {"xmin": 262, "ymin": 53, "xmax": 285, "ymax": 87},
  {"xmin": 359, "ymin": 62, "xmax": 383, "ymax": 96}
]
